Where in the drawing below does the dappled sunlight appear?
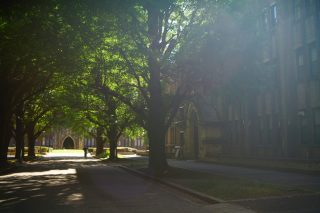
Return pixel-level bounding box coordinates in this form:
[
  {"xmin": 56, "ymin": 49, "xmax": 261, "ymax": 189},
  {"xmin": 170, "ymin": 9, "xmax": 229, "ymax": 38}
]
[
  {"xmin": 44, "ymin": 149, "xmax": 92, "ymax": 158},
  {"xmin": 0, "ymin": 154, "xmax": 104, "ymax": 211},
  {"xmin": 118, "ymin": 154, "xmax": 141, "ymax": 158},
  {"xmin": 50, "ymin": 158, "xmax": 99, "ymax": 162},
  {"xmin": 67, "ymin": 193, "xmax": 83, "ymax": 201}
]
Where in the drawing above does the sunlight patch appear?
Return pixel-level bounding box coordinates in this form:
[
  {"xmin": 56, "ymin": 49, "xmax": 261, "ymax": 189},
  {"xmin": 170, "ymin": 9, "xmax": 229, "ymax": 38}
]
[
  {"xmin": 51, "ymin": 159, "xmax": 99, "ymax": 162},
  {"xmin": 0, "ymin": 169, "xmax": 76, "ymax": 178},
  {"xmin": 67, "ymin": 193, "xmax": 83, "ymax": 201}
]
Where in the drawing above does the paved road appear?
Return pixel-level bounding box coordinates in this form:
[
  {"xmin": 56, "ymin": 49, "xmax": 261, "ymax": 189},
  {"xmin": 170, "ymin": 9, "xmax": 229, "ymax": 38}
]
[
  {"xmin": 0, "ymin": 157, "xmax": 252, "ymax": 213},
  {"xmin": 168, "ymin": 159, "xmax": 320, "ymax": 213}
]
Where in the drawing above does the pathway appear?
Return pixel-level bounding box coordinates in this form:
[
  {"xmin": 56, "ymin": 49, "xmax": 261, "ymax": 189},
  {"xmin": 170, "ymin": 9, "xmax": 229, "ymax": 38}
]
[{"xmin": 0, "ymin": 157, "xmax": 252, "ymax": 213}]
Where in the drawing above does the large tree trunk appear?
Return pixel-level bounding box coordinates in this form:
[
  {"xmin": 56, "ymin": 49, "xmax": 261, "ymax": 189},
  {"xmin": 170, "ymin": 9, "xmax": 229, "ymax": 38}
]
[
  {"xmin": 109, "ymin": 137, "xmax": 118, "ymax": 160},
  {"xmin": 147, "ymin": 90, "xmax": 168, "ymax": 176},
  {"xmin": 108, "ymin": 128, "xmax": 118, "ymax": 160},
  {"xmin": 15, "ymin": 103, "xmax": 24, "ymax": 162},
  {"xmin": 0, "ymin": 105, "xmax": 12, "ymax": 165},
  {"xmin": 27, "ymin": 127, "xmax": 36, "ymax": 158},
  {"xmin": 147, "ymin": 121, "xmax": 168, "ymax": 176},
  {"xmin": 27, "ymin": 137, "xmax": 36, "ymax": 159},
  {"xmin": 95, "ymin": 126, "xmax": 104, "ymax": 156},
  {"xmin": 106, "ymin": 97, "xmax": 119, "ymax": 161},
  {"xmin": 147, "ymin": 53, "xmax": 168, "ymax": 175},
  {"xmin": 21, "ymin": 140, "xmax": 25, "ymax": 160},
  {"xmin": 145, "ymin": 5, "xmax": 168, "ymax": 176},
  {"xmin": 0, "ymin": 120, "xmax": 11, "ymax": 166},
  {"xmin": 147, "ymin": 84, "xmax": 168, "ymax": 175}
]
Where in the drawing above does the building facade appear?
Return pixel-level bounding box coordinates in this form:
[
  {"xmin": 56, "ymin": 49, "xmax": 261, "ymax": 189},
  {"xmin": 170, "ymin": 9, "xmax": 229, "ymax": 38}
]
[
  {"xmin": 117, "ymin": 136, "xmax": 146, "ymax": 149},
  {"xmin": 166, "ymin": 0, "xmax": 320, "ymax": 160},
  {"xmin": 41, "ymin": 128, "xmax": 88, "ymax": 149},
  {"xmin": 41, "ymin": 129, "xmax": 145, "ymax": 150}
]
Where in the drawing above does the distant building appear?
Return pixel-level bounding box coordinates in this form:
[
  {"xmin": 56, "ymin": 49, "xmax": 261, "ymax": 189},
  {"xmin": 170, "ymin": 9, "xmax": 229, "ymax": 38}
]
[
  {"xmin": 118, "ymin": 136, "xmax": 146, "ymax": 149},
  {"xmin": 9, "ymin": 128, "xmax": 91, "ymax": 149},
  {"xmin": 43, "ymin": 128, "xmax": 88, "ymax": 149},
  {"xmin": 41, "ymin": 129, "xmax": 145, "ymax": 150}
]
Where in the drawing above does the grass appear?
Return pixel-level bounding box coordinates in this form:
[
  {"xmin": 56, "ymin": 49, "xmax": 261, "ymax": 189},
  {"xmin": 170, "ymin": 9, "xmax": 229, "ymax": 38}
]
[
  {"xmin": 120, "ymin": 158, "xmax": 310, "ymax": 201},
  {"xmin": 162, "ymin": 167, "xmax": 309, "ymax": 200},
  {"xmin": 202, "ymin": 157, "xmax": 320, "ymax": 174},
  {"xmin": 102, "ymin": 157, "xmax": 148, "ymax": 168}
]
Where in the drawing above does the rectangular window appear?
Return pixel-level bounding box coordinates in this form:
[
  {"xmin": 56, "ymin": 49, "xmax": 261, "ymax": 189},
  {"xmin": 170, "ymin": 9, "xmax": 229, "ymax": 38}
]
[
  {"xmin": 270, "ymin": 4, "xmax": 278, "ymax": 26},
  {"xmin": 311, "ymin": 45, "xmax": 318, "ymax": 62},
  {"xmin": 314, "ymin": 109, "xmax": 320, "ymax": 143},
  {"xmin": 297, "ymin": 84, "xmax": 307, "ymax": 109},
  {"xmin": 262, "ymin": 44, "xmax": 271, "ymax": 62},
  {"xmin": 305, "ymin": 16, "xmax": 316, "ymax": 42},
  {"xmin": 299, "ymin": 111, "xmax": 308, "ymax": 144},
  {"xmin": 296, "ymin": 48, "xmax": 305, "ymax": 80},
  {"xmin": 298, "ymin": 54, "xmax": 304, "ymax": 66},
  {"xmin": 294, "ymin": 0, "xmax": 302, "ymax": 22},
  {"xmin": 294, "ymin": 24, "xmax": 303, "ymax": 47},
  {"xmin": 262, "ymin": 8, "xmax": 269, "ymax": 32},
  {"xmin": 271, "ymin": 35, "xmax": 277, "ymax": 58},
  {"xmin": 309, "ymin": 44, "xmax": 319, "ymax": 78}
]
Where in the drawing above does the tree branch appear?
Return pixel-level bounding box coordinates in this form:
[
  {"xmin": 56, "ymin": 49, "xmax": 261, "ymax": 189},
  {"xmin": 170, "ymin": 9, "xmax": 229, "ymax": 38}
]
[
  {"xmin": 117, "ymin": 48, "xmax": 150, "ymax": 103},
  {"xmin": 97, "ymin": 84, "xmax": 147, "ymax": 122}
]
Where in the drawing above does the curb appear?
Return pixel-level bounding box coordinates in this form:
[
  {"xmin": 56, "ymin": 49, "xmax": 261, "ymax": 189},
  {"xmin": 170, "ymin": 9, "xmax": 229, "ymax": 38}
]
[{"xmin": 118, "ymin": 165, "xmax": 224, "ymax": 204}]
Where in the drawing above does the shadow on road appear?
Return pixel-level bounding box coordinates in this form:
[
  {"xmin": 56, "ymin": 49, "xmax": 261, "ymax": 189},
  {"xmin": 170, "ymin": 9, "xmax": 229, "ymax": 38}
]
[{"xmin": 0, "ymin": 168, "xmax": 83, "ymax": 212}]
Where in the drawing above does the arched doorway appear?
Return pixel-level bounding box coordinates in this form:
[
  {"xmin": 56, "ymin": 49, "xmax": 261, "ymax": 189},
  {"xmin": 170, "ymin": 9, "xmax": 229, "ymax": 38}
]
[
  {"xmin": 63, "ymin": 137, "xmax": 74, "ymax": 149},
  {"xmin": 191, "ymin": 111, "xmax": 199, "ymax": 159}
]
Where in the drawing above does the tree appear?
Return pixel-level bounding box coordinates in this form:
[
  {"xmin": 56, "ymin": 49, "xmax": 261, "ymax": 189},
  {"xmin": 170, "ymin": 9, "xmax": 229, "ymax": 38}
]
[
  {"xmin": 13, "ymin": 102, "xmax": 25, "ymax": 161},
  {"xmin": 25, "ymin": 93, "xmax": 58, "ymax": 158},
  {"xmin": 93, "ymin": 0, "xmax": 223, "ymax": 175},
  {"xmin": 67, "ymin": 51, "xmax": 139, "ymax": 159},
  {"xmin": 0, "ymin": 0, "xmax": 82, "ymax": 164}
]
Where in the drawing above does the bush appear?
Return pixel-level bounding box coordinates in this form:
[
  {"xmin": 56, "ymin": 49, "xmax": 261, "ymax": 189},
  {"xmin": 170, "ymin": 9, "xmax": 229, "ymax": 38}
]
[
  {"xmin": 40, "ymin": 147, "xmax": 49, "ymax": 153},
  {"xmin": 7, "ymin": 146, "xmax": 51, "ymax": 156},
  {"xmin": 88, "ymin": 147, "xmax": 96, "ymax": 154},
  {"xmin": 34, "ymin": 146, "xmax": 51, "ymax": 154},
  {"xmin": 97, "ymin": 149, "xmax": 110, "ymax": 158}
]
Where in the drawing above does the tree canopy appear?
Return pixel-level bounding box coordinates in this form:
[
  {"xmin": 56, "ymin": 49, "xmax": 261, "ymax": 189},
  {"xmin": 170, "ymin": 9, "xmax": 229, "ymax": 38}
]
[{"xmin": 0, "ymin": 0, "xmax": 260, "ymax": 175}]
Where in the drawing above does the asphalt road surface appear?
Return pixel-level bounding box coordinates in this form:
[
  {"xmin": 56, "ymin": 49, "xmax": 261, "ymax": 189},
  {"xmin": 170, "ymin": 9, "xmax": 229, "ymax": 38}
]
[{"xmin": 0, "ymin": 157, "xmax": 251, "ymax": 213}]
